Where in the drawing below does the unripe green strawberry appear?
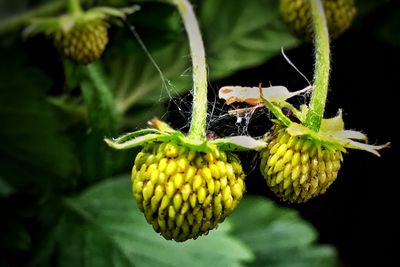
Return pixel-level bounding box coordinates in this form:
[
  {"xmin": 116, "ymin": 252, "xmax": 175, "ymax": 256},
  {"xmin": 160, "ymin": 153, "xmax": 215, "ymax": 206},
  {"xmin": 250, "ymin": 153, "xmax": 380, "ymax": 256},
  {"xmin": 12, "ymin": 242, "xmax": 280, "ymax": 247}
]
[
  {"xmin": 54, "ymin": 19, "xmax": 108, "ymax": 64},
  {"xmin": 132, "ymin": 142, "xmax": 246, "ymax": 241},
  {"xmin": 260, "ymin": 127, "xmax": 343, "ymax": 203},
  {"xmin": 280, "ymin": 0, "xmax": 356, "ymax": 41}
]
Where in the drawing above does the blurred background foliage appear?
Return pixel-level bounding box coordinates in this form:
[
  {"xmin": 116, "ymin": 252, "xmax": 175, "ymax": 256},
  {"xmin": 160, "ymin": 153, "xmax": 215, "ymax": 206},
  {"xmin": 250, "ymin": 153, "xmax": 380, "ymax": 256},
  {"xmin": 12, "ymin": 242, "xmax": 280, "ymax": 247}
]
[{"xmin": 0, "ymin": 0, "xmax": 398, "ymax": 266}]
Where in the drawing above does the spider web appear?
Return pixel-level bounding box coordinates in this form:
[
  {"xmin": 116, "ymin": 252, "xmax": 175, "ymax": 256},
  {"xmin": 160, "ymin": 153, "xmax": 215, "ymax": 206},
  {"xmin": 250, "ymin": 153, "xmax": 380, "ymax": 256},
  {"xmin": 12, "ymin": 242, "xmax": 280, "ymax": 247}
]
[
  {"xmin": 125, "ymin": 23, "xmax": 189, "ymax": 128},
  {"xmin": 125, "ymin": 20, "xmax": 315, "ymax": 177},
  {"xmin": 125, "ymin": 21, "xmax": 270, "ymax": 140},
  {"xmin": 125, "ymin": 21, "xmax": 310, "ymax": 163}
]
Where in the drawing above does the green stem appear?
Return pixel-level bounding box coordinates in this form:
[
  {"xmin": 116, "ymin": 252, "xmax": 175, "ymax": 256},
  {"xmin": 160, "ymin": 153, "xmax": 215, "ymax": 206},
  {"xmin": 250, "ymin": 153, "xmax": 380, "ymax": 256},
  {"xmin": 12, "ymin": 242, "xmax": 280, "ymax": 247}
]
[
  {"xmin": 304, "ymin": 0, "xmax": 331, "ymax": 132},
  {"xmin": 173, "ymin": 0, "xmax": 208, "ymax": 141},
  {"xmin": 68, "ymin": 0, "xmax": 83, "ymax": 15},
  {"xmin": 82, "ymin": 63, "xmax": 118, "ymax": 135},
  {"xmin": 81, "ymin": 63, "xmax": 118, "ymax": 181},
  {"xmin": 0, "ymin": 1, "xmax": 64, "ymax": 35}
]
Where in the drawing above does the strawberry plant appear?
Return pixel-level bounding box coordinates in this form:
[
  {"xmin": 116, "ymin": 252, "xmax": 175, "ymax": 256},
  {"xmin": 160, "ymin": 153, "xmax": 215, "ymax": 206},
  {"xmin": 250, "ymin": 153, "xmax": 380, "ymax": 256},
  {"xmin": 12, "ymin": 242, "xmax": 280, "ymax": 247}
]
[{"xmin": 0, "ymin": 0, "xmax": 397, "ymax": 266}]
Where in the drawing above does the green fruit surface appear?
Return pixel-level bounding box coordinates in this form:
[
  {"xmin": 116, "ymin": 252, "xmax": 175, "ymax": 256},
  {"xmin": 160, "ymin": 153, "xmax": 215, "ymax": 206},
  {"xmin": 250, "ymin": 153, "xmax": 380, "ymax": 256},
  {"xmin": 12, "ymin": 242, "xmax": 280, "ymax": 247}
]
[{"xmin": 132, "ymin": 142, "xmax": 246, "ymax": 241}]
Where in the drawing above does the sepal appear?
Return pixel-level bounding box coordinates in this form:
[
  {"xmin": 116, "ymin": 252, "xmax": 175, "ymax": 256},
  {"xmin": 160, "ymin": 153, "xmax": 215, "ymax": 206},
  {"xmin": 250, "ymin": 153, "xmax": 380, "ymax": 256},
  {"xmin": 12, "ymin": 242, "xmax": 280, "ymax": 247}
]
[
  {"xmin": 210, "ymin": 136, "xmax": 266, "ymax": 151},
  {"xmin": 104, "ymin": 133, "xmax": 164, "ymax": 150},
  {"xmin": 23, "ymin": 5, "xmax": 139, "ymax": 38}
]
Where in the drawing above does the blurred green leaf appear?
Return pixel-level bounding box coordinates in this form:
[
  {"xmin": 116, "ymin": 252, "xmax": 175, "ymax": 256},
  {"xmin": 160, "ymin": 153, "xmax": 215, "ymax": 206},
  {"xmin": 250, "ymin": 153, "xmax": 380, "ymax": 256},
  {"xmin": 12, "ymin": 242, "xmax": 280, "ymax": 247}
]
[
  {"xmin": 107, "ymin": 40, "xmax": 192, "ymax": 114},
  {"xmin": 32, "ymin": 176, "xmax": 253, "ymax": 267},
  {"xmin": 228, "ymin": 197, "xmax": 337, "ymax": 267},
  {"xmin": 201, "ymin": 0, "xmax": 299, "ymax": 79},
  {"xmin": 0, "ymin": 50, "xmax": 80, "ymax": 190},
  {"xmin": 30, "ymin": 177, "xmax": 339, "ymax": 267}
]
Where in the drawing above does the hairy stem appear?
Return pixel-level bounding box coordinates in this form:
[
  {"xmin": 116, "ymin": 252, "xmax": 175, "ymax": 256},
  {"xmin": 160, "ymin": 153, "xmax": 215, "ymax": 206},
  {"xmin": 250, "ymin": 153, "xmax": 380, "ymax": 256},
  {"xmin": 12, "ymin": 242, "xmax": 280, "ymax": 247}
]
[
  {"xmin": 83, "ymin": 63, "xmax": 118, "ymax": 135},
  {"xmin": 0, "ymin": 1, "xmax": 64, "ymax": 35},
  {"xmin": 304, "ymin": 0, "xmax": 330, "ymax": 132},
  {"xmin": 82, "ymin": 63, "xmax": 118, "ymax": 180},
  {"xmin": 173, "ymin": 0, "xmax": 208, "ymax": 141},
  {"xmin": 68, "ymin": 0, "xmax": 83, "ymax": 15}
]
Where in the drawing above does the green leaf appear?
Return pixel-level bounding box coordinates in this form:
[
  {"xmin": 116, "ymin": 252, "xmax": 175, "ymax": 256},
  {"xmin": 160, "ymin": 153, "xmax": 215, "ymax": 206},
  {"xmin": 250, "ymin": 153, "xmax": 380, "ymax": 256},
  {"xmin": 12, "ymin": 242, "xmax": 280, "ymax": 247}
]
[
  {"xmin": 201, "ymin": 0, "xmax": 299, "ymax": 79},
  {"xmin": 0, "ymin": 49, "xmax": 80, "ymax": 190},
  {"xmin": 35, "ymin": 176, "xmax": 253, "ymax": 267},
  {"xmin": 228, "ymin": 196, "xmax": 338, "ymax": 267}
]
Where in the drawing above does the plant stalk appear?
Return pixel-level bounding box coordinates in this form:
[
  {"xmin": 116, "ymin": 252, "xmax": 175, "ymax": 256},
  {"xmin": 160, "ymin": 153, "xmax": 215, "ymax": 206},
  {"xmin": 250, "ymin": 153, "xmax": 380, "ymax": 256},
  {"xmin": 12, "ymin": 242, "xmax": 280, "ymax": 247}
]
[
  {"xmin": 304, "ymin": 0, "xmax": 331, "ymax": 132},
  {"xmin": 81, "ymin": 63, "xmax": 118, "ymax": 180},
  {"xmin": 68, "ymin": 0, "xmax": 83, "ymax": 15},
  {"xmin": 173, "ymin": 0, "xmax": 208, "ymax": 141},
  {"xmin": 83, "ymin": 63, "xmax": 118, "ymax": 135}
]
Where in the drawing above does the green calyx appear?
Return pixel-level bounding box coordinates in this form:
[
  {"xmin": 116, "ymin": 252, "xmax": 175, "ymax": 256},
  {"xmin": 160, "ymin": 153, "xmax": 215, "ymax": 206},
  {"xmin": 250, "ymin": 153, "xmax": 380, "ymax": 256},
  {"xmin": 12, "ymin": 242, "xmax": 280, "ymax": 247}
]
[
  {"xmin": 105, "ymin": 118, "xmax": 266, "ymax": 153},
  {"xmin": 259, "ymin": 91, "xmax": 389, "ymax": 157},
  {"xmin": 24, "ymin": 4, "xmax": 139, "ymax": 64},
  {"xmin": 24, "ymin": 5, "xmax": 139, "ymax": 38}
]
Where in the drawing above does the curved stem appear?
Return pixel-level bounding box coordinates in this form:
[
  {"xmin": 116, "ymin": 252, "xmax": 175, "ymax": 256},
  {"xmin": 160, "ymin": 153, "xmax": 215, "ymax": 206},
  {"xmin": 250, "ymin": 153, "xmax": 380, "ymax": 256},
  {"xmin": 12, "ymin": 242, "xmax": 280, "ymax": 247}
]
[
  {"xmin": 68, "ymin": 0, "xmax": 83, "ymax": 15},
  {"xmin": 0, "ymin": 1, "xmax": 64, "ymax": 35},
  {"xmin": 304, "ymin": 0, "xmax": 330, "ymax": 132},
  {"xmin": 173, "ymin": 0, "xmax": 208, "ymax": 141}
]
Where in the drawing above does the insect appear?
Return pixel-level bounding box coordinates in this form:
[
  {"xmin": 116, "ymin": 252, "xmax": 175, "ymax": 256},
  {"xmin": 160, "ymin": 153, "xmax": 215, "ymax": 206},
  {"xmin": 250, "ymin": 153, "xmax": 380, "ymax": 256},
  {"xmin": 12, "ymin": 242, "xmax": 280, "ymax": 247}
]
[
  {"xmin": 219, "ymin": 84, "xmax": 312, "ymax": 116},
  {"xmin": 219, "ymin": 85, "xmax": 311, "ymax": 105},
  {"xmin": 219, "ymin": 49, "xmax": 312, "ymax": 118}
]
